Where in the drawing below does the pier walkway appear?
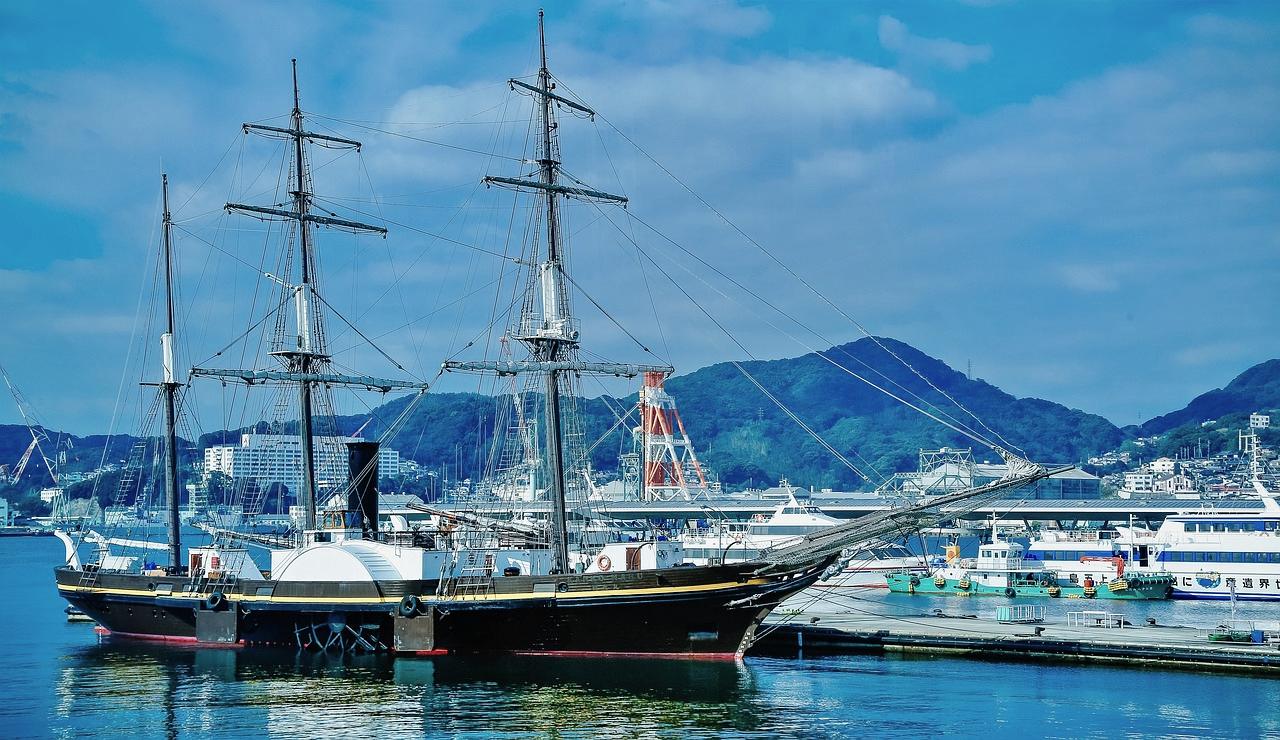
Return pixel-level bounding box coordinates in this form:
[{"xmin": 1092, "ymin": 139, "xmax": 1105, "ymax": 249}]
[{"xmin": 755, "ymin": 598, "xmax": 1280, "ymax": 674}]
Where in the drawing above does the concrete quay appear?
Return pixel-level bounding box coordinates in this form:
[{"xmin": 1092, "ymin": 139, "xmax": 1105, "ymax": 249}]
[{"xmin": 754, "ymin": 600, "xmax": 1280, "ymax": 675}]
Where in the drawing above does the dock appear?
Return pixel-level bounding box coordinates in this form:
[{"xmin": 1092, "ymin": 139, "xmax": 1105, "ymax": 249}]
[{"xmin": 754, "ymin": 603, "xmax": 1280, "ymax": 675}]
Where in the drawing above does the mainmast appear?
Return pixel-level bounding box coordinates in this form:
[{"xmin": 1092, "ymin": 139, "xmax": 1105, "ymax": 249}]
[
  {"xmin": 287, "ymin": 60, "xmax": 320, "ymax": 533},
  {"xmin": 160, "ymin": 174, "xmax": 183, "ymax": 570},
  {"xmin": 210, "ymin": 60, "xmax": 398, "ymax": 534},
  {"xmin": 446, "ymin": 12, "xmax": 664, "ymax": 575}
]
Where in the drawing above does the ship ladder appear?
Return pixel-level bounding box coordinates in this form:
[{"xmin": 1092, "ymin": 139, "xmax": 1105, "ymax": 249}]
[
  {"xmin": 449, "ymin": 550, "xmax": 496, "ymax": 600},
  {"xmin": 77, "ymin": 439, "xmax": 152, "ymax": 590}
]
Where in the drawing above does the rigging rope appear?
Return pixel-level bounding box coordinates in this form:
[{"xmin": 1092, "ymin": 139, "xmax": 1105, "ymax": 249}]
[{"xmin": 587, "ymin": 109, "xmax": 1024, "ymax": 457}]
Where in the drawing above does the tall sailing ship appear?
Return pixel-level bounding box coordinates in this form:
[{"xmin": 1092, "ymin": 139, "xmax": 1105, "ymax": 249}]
[{"xmin": 54, "ymin": 13, "xmax": 1055, "ymax": 658}]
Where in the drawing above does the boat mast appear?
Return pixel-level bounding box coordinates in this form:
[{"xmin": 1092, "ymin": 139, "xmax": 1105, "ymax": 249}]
[
  {"xmin": 217, "ymin": 61, "xmax": 391, "ymax": 534},
  {"xmin": 287, "ymin": 60, "xmax": 321, "ymax": 533},
  {"xmin": 160, "ymin": 173, "xmax": 183, "ymax": 570},
  {"xmin": 533, "ymin": 10, "xmax": 573, "ymax": 573},
  {"xmin": 446, "ymin": 12, "xmax": 665, "ymax": 574}
]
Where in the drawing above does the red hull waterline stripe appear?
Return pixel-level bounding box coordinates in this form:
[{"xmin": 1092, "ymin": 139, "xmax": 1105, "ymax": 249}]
[
  {"xmin": 510, "ymin": 649, "xmax": 740, "ymax": 661},
  {"xmin": 95, "ymin": 626, "xmax": 245, "ymax": 649},
  {"xmin": 94, "ymin": 627, "xmax": 737, "ymax": 660}
]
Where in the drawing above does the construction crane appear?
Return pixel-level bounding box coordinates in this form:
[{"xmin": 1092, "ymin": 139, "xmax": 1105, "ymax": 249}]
[{"xmin": 1, "ymin": 363, "xmax": 60, "ymax": 487}]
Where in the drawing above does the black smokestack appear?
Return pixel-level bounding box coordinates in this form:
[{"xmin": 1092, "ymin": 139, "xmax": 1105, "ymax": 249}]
[{"xmin": 347, "ymin": 441, "xmax": 380, "ymax": 536}]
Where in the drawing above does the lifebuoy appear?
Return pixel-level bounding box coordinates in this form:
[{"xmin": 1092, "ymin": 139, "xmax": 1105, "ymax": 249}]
[
  {"xmin": 597, "ymin": 554, "xmax": 612, "ymax": 572},
  {"xmin": 399, "ymin": 594, "xmax": 421, "ymax": 618}
]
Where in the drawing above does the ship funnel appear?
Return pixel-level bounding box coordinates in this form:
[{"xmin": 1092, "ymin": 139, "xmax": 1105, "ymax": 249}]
[{"xmin": 346, "ymin": 441, "xmax": 380, "ymax": 536}]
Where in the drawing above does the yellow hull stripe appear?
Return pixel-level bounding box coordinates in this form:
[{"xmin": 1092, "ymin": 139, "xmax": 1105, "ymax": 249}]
[{"xmin": 57, "ymin": 578, "xmax": 770, "ymax": 605}]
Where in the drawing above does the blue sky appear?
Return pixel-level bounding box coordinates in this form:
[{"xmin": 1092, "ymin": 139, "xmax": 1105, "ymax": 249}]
[{"xmin": 1, "ymin": 0, "xmax": 1277, "ymax": 435}]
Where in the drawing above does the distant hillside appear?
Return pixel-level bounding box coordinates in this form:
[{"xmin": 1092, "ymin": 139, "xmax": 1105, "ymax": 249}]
[
  {"xmin": 0, "ymin": 424, "xmax": 142, "ymax": 487},
  {"xmin": 1139, "ymin": 359, "xmax": 1280, "ymax": 436},
  {"xmin": 360, "ymin": 337, "xmax": 1125, "ymax": 491},
  {"xmin": 20, "ymin": 340, "xmax": 1274, "ymax": 497},
  {"xmin": 650, "ymin": 338, "xmax": 1123, "ymax": 489}
]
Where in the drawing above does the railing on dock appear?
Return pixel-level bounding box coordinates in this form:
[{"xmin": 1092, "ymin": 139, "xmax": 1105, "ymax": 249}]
[
  {"xmin": 1067, "ymin": 610, "xmax": 1124, "ymax": 629},
  {"xmin": 996, "ymin": 605, "xmax": 1046, "ymax": 624}
]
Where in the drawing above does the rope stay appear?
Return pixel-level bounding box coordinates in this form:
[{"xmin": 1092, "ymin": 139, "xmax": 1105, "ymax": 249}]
[{"xmin": 588, "ymin": 109, "xmax": 1025, "ymax": 458}]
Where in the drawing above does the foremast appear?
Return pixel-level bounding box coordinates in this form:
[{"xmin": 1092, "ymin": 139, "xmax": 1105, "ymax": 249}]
[
  {"xmin": 444, "ymin": 12, "xmax": 664, "ymax": 574},
  {"xmin": 159, "ymin": 174, "xmax": 183, "ymax": 570}
]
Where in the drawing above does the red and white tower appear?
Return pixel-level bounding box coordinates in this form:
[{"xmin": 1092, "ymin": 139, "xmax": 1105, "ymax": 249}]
[{"xmin": 637, "ymin": 372, "xmax": 710, "ymax": 501}]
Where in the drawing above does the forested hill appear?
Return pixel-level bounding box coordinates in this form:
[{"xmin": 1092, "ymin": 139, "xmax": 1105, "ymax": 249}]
[
  {"xmin": 363, "ymin": 337, "xmax": 1125, "ymax": 490},
  {"xmin": 15, "ymin": 341, "xmax": 1271, "ymax": 496},
  {"xmin": 1138, "ymin": 359, "xmax": 1280, "ymax": 436},
  {"xmin": 648, "ymin": 337, "xmax": 1123, "ymax": 489}
]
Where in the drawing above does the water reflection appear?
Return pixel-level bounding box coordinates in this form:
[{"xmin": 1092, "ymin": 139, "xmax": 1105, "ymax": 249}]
[{"xmin": 55, "ymin": 642, "xmax": 765, "ymax": 738}]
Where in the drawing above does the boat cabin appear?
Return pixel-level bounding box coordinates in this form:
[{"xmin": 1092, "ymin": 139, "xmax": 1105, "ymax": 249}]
[
  {"xmin": 586, "ymin": 540, "xmax": 685, "ymax": 573},
  {"xmin": 976, "ymin": 540, "xmax": 1029, "ymax": 570},
  {"xmin": 189, "ymin": 546, "xmax": 265, "ymax": 581}
]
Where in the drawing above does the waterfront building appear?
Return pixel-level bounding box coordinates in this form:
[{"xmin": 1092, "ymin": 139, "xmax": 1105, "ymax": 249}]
[
  {"xmin": 1124, "ymin": 471, "xmax": 1155, "ymax": 494},
  {"xmin": 203, "ymin": 433, "xmax": 401, "ymax": 491},
  {"xmin": 0, "ymin": 497, "xmax": 11, "ymax": 526}
]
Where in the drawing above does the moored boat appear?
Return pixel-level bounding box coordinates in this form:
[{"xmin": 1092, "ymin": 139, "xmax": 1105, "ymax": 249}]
[
  {"xmin": 887, "ymin": 536, "xmax": 1172, "ymax": 599},
  {"xmin": 53, "ymin": 12, "xmax": 1061, "ymax": 659}
]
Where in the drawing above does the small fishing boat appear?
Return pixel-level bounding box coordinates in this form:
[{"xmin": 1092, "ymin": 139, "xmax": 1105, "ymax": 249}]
[{"xmin": 887, "ymin": 535, "xmax": 1172, "ymax": 600}]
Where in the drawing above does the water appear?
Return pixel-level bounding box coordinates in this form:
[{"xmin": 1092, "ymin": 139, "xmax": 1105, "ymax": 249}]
[{"xmin": 4, "ymin": 537, "xmax": 1278, "ymax": 739}]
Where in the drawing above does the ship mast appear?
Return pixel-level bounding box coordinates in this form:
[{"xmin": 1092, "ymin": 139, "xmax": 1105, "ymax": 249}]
[
  {"xmin": 445, "ymin": 12, "xmax": 667, "ymax": 574},
  {"xmin": 160, "ymin": 174, "xmax": 183, "ymax": 570},
  {"xmin": 287, "ymin": 60, "xmax": 320, "ymax": 533},
  {"xmin": 532, "ymin": 10, "xmax": 572, "ymax": 574},
  {"xmin": 199, "ymin": 61, "xmax": 424, "ymax": 535}
]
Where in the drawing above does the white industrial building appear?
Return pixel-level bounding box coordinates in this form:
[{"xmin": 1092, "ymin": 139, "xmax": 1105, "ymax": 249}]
[
  {"xmin": 203, "ymin": 433, "xmax": 400, "ymax": 491},
  {"xmin": 1251, "ymin": 413, "xmax": 1271, "ymax": 430}
]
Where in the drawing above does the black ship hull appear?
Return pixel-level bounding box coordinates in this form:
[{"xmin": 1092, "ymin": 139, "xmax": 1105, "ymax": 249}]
[{"xmin": 56, "ymin": 558, "xmax": 833, "ymax": 659}]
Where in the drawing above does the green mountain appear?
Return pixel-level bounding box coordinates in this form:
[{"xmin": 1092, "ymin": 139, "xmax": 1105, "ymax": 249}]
[
  {"xmin": 1138, "ymin": 359, "xmax": 1280, "ymax": 435},
  {"xmin": 13, "ymin": 342, "xmax": 1274, "ymax": 506},
  {"xmin": 360, "ymin": 337, "xmax": 1124, "ymax": 491},
  {"xmin": 647, "ymin": 338, "xmax": 1123, "ymax": 489}
]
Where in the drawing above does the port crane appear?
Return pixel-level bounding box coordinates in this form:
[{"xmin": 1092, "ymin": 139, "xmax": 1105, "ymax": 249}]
[{"xmin": 1, "ymin": 363, "xmax": 63, "ymax": 488}]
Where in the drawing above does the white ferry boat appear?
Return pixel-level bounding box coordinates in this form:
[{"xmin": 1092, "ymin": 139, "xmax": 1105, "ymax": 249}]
[
  {"xmin": 681, "ymin": 493, "xmax": 925, "ymax": 585},
  {"xmin": 1031, "ymin": 485, "xmax": 1280, "ymax": 601},
  {"xmin": 1115, "ymin": 495, "xmax": 1280, "ymax": 601}
]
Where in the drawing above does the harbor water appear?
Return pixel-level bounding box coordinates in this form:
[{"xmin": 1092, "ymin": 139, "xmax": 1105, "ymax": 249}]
[{"xmin": 4, "ymin": 536, "xmax": 1278, "ymax": 738}]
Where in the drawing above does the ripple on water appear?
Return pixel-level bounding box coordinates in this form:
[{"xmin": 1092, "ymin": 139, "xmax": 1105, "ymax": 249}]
[{"xmin": 3, "ymin": 537, "xmax": 1278, "ymax": 739}]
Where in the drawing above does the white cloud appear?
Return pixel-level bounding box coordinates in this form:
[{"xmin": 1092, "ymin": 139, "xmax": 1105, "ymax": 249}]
[
  {"xmin": 1056, "ymin": 264, "xmax": 1120, "ymax": 293},
  {"xmin": 878, "ymin": 15, "xmax": 992, "ymax": 71},
  {"xmin": 619, "ymin": 0, "xmax": 772, "ymax": 38},
  {"xmin": 2, "ymin": 6, "xmax": 1279, "ymax": 432},
  {"xmin": 1173, "ymin": 341, "xmax": 1251, "ymax": 367}
]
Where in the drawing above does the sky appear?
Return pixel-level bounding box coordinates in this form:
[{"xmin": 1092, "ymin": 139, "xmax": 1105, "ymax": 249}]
[{"xmin": 0, "ymin": 0, "xmax": 1277, "ymax": 436}]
